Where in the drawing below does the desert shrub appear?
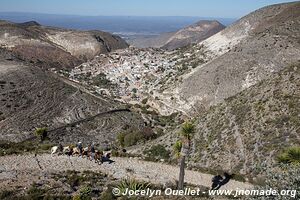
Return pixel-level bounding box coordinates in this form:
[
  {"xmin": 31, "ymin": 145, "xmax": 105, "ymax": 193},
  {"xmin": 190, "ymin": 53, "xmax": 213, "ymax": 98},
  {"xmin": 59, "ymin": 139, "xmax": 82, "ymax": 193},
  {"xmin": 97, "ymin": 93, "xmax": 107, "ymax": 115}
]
[
  {"xmin": 0, "ymin": 140, "xmax": 54, "ymax": 156},
  {"xmin": 78, "ymin": 186, "xmax": 92, "ymax": 200},
  {"xmin": 34, "ymin": 127, "xmax": 48, "ymax": 142},
  {"xmin": 66, "ymin": 171, "xmax": 82, "ymax": 188},
  {"xmin": 155, "ymin": 128, "xmax": 164, "ymax": 136},
  {"xmin": 141, "ymin": 127, "xmax": 156, "ymax": 140},
  {"xmin": 26, "ymin": 183, "xmax": 46, "ymax": 199},
  {"xmin": 141, "ymin": 98, "xmax": 148, "ymax": 104},
  {"xmin": 100, "ymin": 188, "xmax": 116, "ymax": 200},
  {"xmin": 124, "ymin": 131, "xmax": 144, "ymax": 147},
  {"xmin": 0, "ymin": 140, "xmax": 36, "ymax": 156},
  {"xmin": 117, "ymin": 127, "xmax": 156, "ymax": 147},
  {"xmin": 132, "ymin": 88, "xmax": 137, "ymax": 93},
  {"xmin": 251, "ymin": 164, "xmax": 300, "ymax": 199},
  {"xmin": 277, "ymin": 146, "xmax": 300, "ymax": 164},
  {"xmin": 92, "ymin": 73, "xmax": 111, "ymax": 86},
  {"xmin": 144, "ymin": 144, "xmax": 170, "ymax": 161},
  {"xmin": 117, "ymin": 132, "xmax": 126, "ymax": 147},
  {"xmin": 39, "ymin": 143, "xmax": 53, "ymax": 151},
  {"xmin": 0, "ymin": 190, "xmax": 15, "ymax": 200},
  {"xmin": 72, "ymin": 195, "xmax": 81, "ymax": 200}
]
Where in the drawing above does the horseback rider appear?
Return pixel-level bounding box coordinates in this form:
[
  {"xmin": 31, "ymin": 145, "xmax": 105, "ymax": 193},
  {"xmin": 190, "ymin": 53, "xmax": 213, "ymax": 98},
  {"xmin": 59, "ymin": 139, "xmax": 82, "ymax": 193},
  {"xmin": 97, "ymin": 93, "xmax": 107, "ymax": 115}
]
[
  {"xmin": 90, "ymin": 142, "xmax": 95, "ymax": 160},
  {"xmin": 58, "ymin": 144, "xmax": 63, "ymax": 152},
  {"xmin": 77, "ymin": 141, "xmax": 83, "ymax": 156}
]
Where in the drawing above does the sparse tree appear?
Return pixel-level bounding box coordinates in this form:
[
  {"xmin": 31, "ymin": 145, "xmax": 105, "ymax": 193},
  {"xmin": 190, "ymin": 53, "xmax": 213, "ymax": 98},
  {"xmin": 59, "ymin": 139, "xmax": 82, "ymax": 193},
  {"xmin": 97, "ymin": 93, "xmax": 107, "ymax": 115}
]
[
  {"xmin": 34, "ymin": 127, "xmax": 48, "ymax": 142},
  {"xmin": 177, "ymin": 121, "xmax": 195, "ymax": 190}
]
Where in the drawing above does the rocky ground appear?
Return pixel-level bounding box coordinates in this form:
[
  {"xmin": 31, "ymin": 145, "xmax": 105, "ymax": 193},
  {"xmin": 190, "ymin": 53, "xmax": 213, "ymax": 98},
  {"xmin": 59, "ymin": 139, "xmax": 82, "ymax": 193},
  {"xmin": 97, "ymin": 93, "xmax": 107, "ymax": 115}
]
[{"xmin": 0, "ymin": 154, "xmax": 252, "ymax": 194}]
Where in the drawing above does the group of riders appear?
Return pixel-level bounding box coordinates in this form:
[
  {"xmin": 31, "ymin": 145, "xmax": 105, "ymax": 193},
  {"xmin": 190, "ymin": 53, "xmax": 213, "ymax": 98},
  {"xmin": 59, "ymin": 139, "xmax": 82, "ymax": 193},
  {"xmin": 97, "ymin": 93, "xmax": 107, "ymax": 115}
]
[{"xmin": 51, "ymin": 141, "xmax": 114, "ymax": 164}]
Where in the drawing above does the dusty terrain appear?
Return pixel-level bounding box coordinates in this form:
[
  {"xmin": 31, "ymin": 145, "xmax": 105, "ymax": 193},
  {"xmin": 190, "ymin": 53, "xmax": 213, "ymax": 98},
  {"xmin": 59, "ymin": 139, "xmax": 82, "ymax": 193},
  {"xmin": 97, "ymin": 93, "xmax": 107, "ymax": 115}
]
[
  {"xmin": 0, "ymin": 58, "xmax": 144, "ymax": 145},
  {"xmin": 0, "ymin": 154, "xmax": 253, "ymax": 191},
  {"xmin": 173, "ymin": 2, "xmax": 300, "ymax": 114}
]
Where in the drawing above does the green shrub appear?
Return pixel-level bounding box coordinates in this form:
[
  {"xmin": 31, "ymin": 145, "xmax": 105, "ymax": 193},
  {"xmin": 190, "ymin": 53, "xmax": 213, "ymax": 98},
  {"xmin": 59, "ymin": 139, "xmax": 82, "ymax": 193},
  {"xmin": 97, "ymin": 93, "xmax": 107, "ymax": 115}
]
[
  {"xmin": 72, "ymin": 195, "xmax": 81, "ymax": 200},
  {"xmin": 141, "ymin": 98, "xmax": 148, "ymax": 104},
  {"xmin": 117, "ymin": 128, "xmax": 156, "ymax": 147},
  {"xmin": 92, "ymin": 73, "xmax": 111, "ymax": 86},
  {"xmin": 34, "ymin": 127, "xmax": 48, "ymax": 142},
  {"xmin": 0, "ymin": 140, "xmax": 54, "ymax": 156},
  {"xmin": 0, "ymin": 190, "xmax": 14, "ymax": 200},
  {"xmin": 144, "ymin": 144, "xmax": 170, "ymax": 161},
  {"xmin": 173, "ymin": 140, "xmax": 182, "ymax": 158},
  {"xmin": 132, "ymin": 88, "xmax": 137, "ymax": 93},
  {"xmin": 0, "ymin": 141, "xmax": 36, "ymax": 156},
  {"xmin": 180, "ymin": 121, "xmax": 195, "ymax": 140},
  {"xmin": 26, "ymin": 183, "xmax": 46, "ymax": 199},
  {"xmin": 251, "ymin": 164, "xmax": 300, "ymax": 199},
  {"xmin": 117, "ymin": 132, "xmax": 126, "ymax": 147},
  {"xmin": 79, "ymin": 186, "xmax": 92, "ymax": 200},
  {"xmin": 124, "ymin": 131, "xmax": 144, "ymax": 147},
  {"xmin": 278, "ymin": 146, "xmax": 300, "ymax": 164},
  {"xmin": 99, "ymin": 188, "xmax": 116, "ymax": 200}
]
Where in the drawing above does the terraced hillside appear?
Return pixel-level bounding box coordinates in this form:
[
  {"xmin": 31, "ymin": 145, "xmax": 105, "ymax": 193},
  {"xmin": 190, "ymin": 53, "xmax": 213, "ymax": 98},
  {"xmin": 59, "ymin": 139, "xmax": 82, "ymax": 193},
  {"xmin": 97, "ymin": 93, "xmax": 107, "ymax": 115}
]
[
  {"xmin": 189, "ymin": 62, "xmax": 300, "ymax": 176},
  {"xmin": 0, "ymin": 55, "xmax": 144, "ymax": 145}
]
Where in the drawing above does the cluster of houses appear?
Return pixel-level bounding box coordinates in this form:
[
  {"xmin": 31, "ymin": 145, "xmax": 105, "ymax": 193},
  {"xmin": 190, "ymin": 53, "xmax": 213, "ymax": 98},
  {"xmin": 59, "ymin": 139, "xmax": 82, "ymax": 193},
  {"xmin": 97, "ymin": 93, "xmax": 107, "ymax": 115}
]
[{"xmin": 68, "ymin": 47, "xmax": 179, "ymax": 103}]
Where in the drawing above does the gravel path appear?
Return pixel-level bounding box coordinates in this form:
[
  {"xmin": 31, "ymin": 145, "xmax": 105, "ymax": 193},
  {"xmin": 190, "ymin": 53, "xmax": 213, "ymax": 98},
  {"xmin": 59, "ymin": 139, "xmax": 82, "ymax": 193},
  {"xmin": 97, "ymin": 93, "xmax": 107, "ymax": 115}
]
[{"xmin": 0, "ymin": 154, "xmax": 253, "ymax": 190}]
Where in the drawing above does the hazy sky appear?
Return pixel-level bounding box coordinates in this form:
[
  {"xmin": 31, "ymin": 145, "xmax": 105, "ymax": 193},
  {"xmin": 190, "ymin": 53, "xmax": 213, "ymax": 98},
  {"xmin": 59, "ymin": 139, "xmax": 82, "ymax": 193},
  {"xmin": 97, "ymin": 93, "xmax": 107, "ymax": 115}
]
[{"xmin": 0, "ymin": 0, "xmax": 295, "ymax": 18}]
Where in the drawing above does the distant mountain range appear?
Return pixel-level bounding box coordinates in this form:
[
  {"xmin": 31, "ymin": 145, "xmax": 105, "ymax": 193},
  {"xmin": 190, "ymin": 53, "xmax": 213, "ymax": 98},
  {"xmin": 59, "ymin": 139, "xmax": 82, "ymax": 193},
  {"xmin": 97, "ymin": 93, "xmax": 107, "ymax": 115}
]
[
  {"xmin": 129, "ymin": 20, "xmax": 225, "ymax": 50},
  {"xmin": 0, "ymin": 12, "xmax": 236, "ymax": 37}
]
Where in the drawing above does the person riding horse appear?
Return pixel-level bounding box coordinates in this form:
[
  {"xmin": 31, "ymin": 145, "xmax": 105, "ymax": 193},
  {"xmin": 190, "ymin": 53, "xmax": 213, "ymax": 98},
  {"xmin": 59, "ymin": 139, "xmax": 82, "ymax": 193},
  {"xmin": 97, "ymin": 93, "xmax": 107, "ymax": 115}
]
[
  {"xmin": 90, "ymin": 142, "xmax": 95, "ymax": 160},
  {"xmin": 77, "ymin": 141, "xmax": 83, "ymax": 156}
]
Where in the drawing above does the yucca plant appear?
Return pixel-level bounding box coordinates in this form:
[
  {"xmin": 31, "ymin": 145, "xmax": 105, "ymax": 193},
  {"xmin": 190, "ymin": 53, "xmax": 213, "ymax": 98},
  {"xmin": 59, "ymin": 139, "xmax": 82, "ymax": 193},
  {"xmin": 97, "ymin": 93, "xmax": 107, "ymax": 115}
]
[
  {"xmin": 278, "ymin": 146, "xmax": 300, "ymax": 164},
  {"xmin": 173, "ymin": 140, "xmax": 182, "ymax": 158},
  {"xmin": 181, "ymin": 121, "xmax": 195, "ymax": 141},
  {"xmin": 116, "ymin": 178, "xmax": 151, "ymax": 196},
  {"xmin": 177, "ymin": 121, "xmax": 195, "ymax": 190}
]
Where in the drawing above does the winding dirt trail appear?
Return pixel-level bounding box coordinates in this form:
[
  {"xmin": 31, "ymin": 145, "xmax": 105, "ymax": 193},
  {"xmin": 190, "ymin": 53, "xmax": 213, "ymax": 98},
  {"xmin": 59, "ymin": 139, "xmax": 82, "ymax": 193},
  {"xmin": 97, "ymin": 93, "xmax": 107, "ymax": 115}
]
[{"xmin": 0, "ymin": 154, "xmax": 253, "ymax": 190}]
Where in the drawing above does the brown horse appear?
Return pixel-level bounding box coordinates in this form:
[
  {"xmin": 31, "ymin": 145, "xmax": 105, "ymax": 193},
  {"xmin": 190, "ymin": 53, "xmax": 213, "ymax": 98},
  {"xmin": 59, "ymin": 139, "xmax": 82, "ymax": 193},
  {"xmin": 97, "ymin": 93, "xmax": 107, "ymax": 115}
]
[{"xmin": 94, "ymin": 151, "xmax": 103, "ymax": 164}]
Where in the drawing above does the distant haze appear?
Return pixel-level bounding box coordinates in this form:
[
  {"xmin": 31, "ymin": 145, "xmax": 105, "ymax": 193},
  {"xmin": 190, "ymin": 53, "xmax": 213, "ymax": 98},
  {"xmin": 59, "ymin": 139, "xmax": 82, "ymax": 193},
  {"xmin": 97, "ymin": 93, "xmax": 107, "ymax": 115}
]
[{"xmin": 0, "ymin": 12, "xmax": 236, "ymax": 37}]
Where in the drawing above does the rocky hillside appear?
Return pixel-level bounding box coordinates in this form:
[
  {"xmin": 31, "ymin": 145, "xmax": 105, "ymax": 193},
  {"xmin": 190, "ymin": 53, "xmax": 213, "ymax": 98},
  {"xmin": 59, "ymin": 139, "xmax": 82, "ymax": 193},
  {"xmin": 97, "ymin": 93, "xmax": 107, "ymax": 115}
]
[
  {"xmin": 162, "ymin": 20, "xmax": 225, "ymax": 50},
  {"xmin": 129, "ymin": 20, "xmax": 225, "ymax": 50},
  {"xmin": 189, "ymin": 62, "xmax": 300, "ymax": 177},
  {"xmin": 0, "ymin": 20, "xmax": 128, "ymax": 69},
  {"xmin": 0, "ymin": 50, "xmax": 144, "ymax": 145},
  {"xmin": 161, "ymin": 2, "xmax": 300, "ymax": 115}
]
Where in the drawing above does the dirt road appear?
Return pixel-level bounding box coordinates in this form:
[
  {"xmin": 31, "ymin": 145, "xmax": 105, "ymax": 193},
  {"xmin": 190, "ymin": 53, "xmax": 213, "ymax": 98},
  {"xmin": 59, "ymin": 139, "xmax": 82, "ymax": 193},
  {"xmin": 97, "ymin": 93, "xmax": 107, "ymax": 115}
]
[{"xmin": 0, "ymin": 154, "xmax": 253, "ymax": 190}]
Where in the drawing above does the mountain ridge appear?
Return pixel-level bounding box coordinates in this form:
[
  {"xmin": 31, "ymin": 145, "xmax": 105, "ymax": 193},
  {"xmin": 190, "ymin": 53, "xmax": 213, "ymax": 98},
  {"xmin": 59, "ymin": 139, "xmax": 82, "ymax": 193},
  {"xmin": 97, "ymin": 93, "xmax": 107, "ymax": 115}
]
[
  {"xmin": 129, "ymin": 20, "xmax": 225, "ymax": 50},
  {"xmin": 0, "ymin": 20, "xmax": 128, "ymax": 69}
]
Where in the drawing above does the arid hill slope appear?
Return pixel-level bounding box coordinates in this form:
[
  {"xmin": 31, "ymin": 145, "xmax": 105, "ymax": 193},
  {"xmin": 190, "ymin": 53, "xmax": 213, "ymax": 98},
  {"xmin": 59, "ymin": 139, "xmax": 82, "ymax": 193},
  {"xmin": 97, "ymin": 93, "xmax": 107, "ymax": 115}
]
[
  {"xmin": 190, "ymin": 62, "xmax": 300, "ymax": 176},
  {"xmin": 0, "ymin": 20, "xmax": 128, "ymax": 69},
  {"xmin": 0, "ymin": 51, "xmax": 143, "ymax": 145},
  {"xmin": 168, "ymin": 2, "xmax": 300, "ymax": 114},
  {"xmin": 162, "ymin": 20, "xmax": 225, "ymax": 50}
]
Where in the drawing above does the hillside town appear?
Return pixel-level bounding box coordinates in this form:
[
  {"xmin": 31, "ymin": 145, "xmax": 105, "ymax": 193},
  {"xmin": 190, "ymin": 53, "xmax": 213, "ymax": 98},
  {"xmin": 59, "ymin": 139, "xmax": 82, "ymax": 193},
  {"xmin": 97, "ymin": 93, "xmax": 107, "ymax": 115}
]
[{"xmin": 60, "ymin": 45, "xmax": 210, "ymax": 107}]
